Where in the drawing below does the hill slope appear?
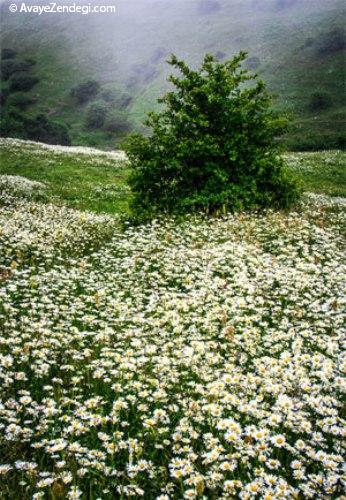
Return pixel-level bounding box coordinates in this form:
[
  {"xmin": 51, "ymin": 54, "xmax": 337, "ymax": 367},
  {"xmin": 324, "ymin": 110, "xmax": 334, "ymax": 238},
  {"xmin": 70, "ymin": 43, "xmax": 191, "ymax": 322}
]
[
  {"xmin": 0, "ymin": 0, "xmax": 345, "ymax": 149},
  {"xmin": 1, "ymin": 138, "xmax": 345, "ymax": 214}
]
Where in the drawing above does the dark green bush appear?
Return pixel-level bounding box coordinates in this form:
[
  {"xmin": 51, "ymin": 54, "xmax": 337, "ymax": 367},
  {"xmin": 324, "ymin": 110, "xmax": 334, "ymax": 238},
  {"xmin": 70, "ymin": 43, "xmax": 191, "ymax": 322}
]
[
  {"xmin": 317, "ymin": 27, "xmax": 345, "ymax": 56},
  {"xmin": 309, "ymin": 91, "xmax": 332, "ymax": 111},
  {"xmin": 9, "ymin": 74, "xmax": 39, "ymax": 92},
  {"xmin": 104, "ymin": 112, "xmax": 131, "ymax": 134},
  {"xmin": 1, "ymin": 60, "xmax": 33, "ymax": 80},
  {"xmin": 6, "ymin": 92, "xmax": 35, "ymax": 110},
  {"xmin": 101, "ymin": 90, "xmax": 132, "ymax": 109},
  {"xmin": 123, "ymin": 52, "xmax": 300, "ymax": 219},
  {"xmin": 0, "ymin": 108, "xmax": 26, "ymax": 137},
  {"xmin": 24, "ymin": 58, "xmax": 37, "ymax": 66},
  {"xmin": 0, "ymin": 109, "xmax": 70, "ymax": 145},
  {"xmin": 85, "ymin": 103, "xmax": 107, "ymax": 129},
  {"xmin": 101, "ymin": 89, "xmax": 117, "ymax": 103},
  {"xmin": 0, "ymin": 88, "xmax": 9, "ymax": 106},
  {"xmin": 1, "ymin": 48, "xmax": 17, "ymax": 60},
  {"xmin": 71, "ymin": 80, "xmax": 100, "ymax": 104},
  {"xmin": 287, "ymin": 133, "xmax": 346, "ymax": 151},
  {"xmin": 26, "ymin": 114, "xmax": 71, "ymax": 145}
]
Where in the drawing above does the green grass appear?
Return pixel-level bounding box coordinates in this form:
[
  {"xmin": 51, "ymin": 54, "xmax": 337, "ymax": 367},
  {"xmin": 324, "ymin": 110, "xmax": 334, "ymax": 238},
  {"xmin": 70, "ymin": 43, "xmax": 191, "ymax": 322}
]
[
  {"xmin": 0, "ymin": 140, "xmax": 345, "ymax": 218},
  {"xmin": 284, "ymin": 150, "xmax": 346, "ymax": 197},
  {"xmin": 0, "ymin": 140, "xmax": 131, "ymax": 215}
]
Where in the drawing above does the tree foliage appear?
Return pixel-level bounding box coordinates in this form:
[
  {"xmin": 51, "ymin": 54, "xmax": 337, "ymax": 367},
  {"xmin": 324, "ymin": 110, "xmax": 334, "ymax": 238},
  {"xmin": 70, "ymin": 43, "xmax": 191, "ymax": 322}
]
[
  {"xmin": 9, "ymin": 74, "xmax": 39, "ymax": 92},
  {"xmin": 1, "ymin": 48, "xmax": 17, "ymax": 60},
  {"xmin": 26, "ymin": 114, "xmax": 71, "ymax": 145},
  {"xmin": 0, "ymin": 110, "xmax": 70, "ymax": 145},
  {"xmin": 6, "ymin": 92, "xmax": 35, "ymax": 110},
  {"xmin": 124, "ymin": 52, "xmax": 299, "ymax": 218},
  {"xmin": 85, "ymin": 102, "xmax": 107, "ymax": 129},
  {"xmin": 104, "ymin": 111, "xmax": 131, "ymax": 135},
  {"xmin": 317, "ymin": 27, "xmax": 345, "ymax": 56},
  {"xmin": 1, "ymin": 60, "xmax": 33, "ymax": 81},
  {"xmin": 71, "ymin": 80, "xmax": 100, "ymax": 104},
  {"xmin": 309, "ymin": 91, "xmax": 332, "ymax": 111}
]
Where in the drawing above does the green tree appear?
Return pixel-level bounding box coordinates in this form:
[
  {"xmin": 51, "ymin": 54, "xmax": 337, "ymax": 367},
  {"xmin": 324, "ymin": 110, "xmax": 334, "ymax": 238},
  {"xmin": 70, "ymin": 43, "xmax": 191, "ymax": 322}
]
[
  {"xmin": 85, "ymin": 102, "xmax": 107, "ymax": 129},
  {"xmin": 124, "ymin": 52, "xmax": 299, "ymax": 218},
  {"xmin": 1, "ymin": 60, "xmax": 33, "ymax": 81},
  {"xmin": 71, "ymin": 80, "xmax": 100, "ymax": 104},
  {"xmin": 309, "ymin": 91, "xmax": 332, "ymax": 111},
  {"xmin": 1, "ymin": 48, "xmax": 17, "ymax": 60},
  {"xmin": 9, "ymin": 74, "xmax": 39, "ymax": 92},
  {"xmin": 6, "ymin": 92, "xmax": 35, "ymax": 110}
]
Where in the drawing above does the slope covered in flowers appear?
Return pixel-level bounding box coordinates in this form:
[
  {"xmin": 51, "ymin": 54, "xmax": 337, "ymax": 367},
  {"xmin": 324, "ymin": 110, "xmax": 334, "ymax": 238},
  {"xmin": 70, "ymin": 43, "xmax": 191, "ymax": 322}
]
[{"xmin": 0, "ymin": 151, "xmax": 345, "ymax": 499}]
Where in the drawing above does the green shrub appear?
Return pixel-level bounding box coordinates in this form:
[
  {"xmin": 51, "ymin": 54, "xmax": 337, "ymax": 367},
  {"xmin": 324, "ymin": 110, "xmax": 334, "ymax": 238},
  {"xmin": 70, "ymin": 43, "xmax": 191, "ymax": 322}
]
[
  {"xmin": 6, "ymin": 92, "xmax": 35, "ymax": 110},
  {"xmin": 9, "ymin": 74, "xmax": 39, "ymax": 92},
  {"xmin": 123, "ymin": 52, "xmax": 300, "ymax": 219},
  {"xmin": 101, "ymin": 89, "xmax": 117, "ymax": 103},
  {"xmin": 309, "ymin": 91, "xmax": 332, "ymax": 111},
  {"xmin": 71, "ymin": 80, "xmax": 100, "ymax": 104},
  {"xmin": 104, "ymin": 112, "xmax": 131, "ymax": 134},
  {"xmin": 0, "ymin": 110, "xmax": 70, "ymax": 145},
  {"xmin": 0, "ymin": 108, "xmax": 26, "ymax": 137},
  {"xmin": 317, "ymin": 27, "xmax": 345, "ymax": 56},
  {"xmin": 287, "ymin": 133, "xmax": 346, "ymax": 151},
  {"xmin": 1, "ymin": 60, "xmax": 33, "ymax": 81},
  {"xmin": 100, "ymin": 90, "xmax": 132, "ymax": 108},
  {"xmin": 24, "ymin": 58, "xmax": 37, "ymax": 66},
  {"xmin": 0, "ymin": 88, "xmax": 9, "ymax": 106},
  {"xmin": 1, "ymin": 48, "xmax": 17, "ymax": 60},
  {"xmin": 26, "ymin": 114, "xmax": 71, "ymax": 145},
  {"xmin": 85, "ymin": 102, "xmax": 107, "ymax": 129}
]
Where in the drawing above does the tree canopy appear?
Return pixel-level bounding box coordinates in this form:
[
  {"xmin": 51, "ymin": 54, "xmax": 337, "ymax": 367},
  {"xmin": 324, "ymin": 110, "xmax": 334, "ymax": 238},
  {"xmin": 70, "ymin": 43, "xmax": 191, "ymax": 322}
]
[{"xmin": 124, "ymin": 52, "xmax": 299, "ymax": 218}]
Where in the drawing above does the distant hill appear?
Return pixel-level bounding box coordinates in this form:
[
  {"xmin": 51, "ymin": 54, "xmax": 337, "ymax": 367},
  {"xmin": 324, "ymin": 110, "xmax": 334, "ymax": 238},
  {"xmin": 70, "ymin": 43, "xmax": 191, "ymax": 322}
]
[{"xmin": 0, "ymin": 0, "xmax": 345, "ymax": 149}]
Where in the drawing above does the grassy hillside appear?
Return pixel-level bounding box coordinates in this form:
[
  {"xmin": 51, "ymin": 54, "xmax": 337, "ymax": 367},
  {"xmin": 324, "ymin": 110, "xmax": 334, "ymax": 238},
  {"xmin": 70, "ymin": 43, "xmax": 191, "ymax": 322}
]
[
  {"xmin": 0, "ymin": 0, "xmax": 345, "ymax": 149},
  {"xmin": 0, "ymin": 139, "xmax": 345, "ymax": 217},
  {"xmin": 0, "ymin": 138, "xmax": 130, "ymax": 214}
]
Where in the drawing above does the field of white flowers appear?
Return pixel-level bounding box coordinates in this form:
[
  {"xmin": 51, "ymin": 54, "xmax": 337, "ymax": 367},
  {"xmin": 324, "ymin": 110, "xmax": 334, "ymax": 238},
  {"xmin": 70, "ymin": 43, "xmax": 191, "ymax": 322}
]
[{"xmin": 0, "ymin": 155, "xmax": 345, "ymax": 498}]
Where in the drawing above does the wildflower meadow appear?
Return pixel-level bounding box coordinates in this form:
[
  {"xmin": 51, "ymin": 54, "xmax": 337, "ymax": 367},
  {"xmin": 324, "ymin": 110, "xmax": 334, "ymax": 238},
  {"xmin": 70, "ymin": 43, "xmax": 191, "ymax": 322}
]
[{"xmin": 0, "ymin": 140, "xmax": 345, "ymax": 499}]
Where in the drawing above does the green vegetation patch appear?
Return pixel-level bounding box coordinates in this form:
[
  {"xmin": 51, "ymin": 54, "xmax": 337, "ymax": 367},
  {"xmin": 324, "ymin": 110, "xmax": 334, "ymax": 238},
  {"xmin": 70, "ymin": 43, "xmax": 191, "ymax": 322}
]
[
  {"xmin": 0, "ymin": 139, "xmax": 130, "ymax": 215},
  {"xmin": 284, "ymin": 150, "xmax": 346, "ymax": 197},
  {"xmin": 0, "ymin": 139, "xmax": 345, "ymax": 217}
]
